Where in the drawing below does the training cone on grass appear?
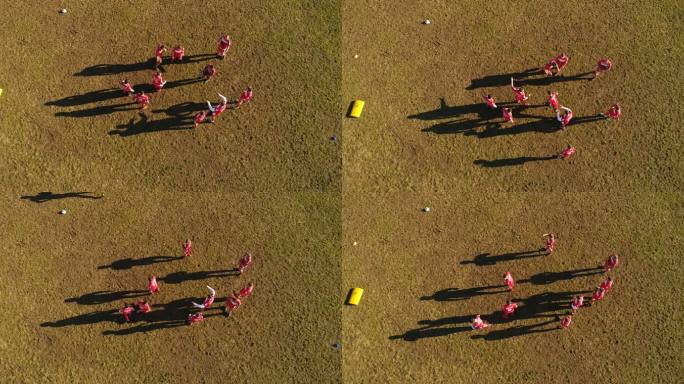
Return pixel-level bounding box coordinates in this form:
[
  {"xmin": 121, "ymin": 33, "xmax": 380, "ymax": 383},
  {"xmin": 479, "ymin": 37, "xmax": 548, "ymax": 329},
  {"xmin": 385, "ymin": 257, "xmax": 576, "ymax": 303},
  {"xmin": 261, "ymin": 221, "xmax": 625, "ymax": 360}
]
[
  {"xmin": 348, "ymin": 100, "xmax": 365, "ymax": 118},
  {"xmin": 347, "ymin": 288, "xmax": 364, "ymax": 305}
]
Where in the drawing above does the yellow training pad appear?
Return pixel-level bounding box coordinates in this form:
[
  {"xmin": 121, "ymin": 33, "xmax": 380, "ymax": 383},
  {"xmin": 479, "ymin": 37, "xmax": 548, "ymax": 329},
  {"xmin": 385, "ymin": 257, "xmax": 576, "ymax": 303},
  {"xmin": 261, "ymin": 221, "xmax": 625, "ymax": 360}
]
[
  {"xmin": 349, "ymin": 100, "xmax": 365, "ymax": 118},
  {"xmin": 347, "ymin": 288, "xmax": 364, "ymax": 305}
]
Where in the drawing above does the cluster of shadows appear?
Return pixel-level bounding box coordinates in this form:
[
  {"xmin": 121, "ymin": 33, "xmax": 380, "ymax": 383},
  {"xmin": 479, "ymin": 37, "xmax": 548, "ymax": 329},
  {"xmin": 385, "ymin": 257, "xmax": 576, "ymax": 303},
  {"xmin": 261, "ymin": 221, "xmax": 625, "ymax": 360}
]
[
  {"xmin": 42, "ymin": 296, "xmax": 225, "ymax": 335},
  {"xmin": 43, "ymin": 252, "xmax": 238, "ymax": 334},
  {"xmin": 20, "ymin": 191, "xmax": 102, "ymax": 203},
  {"xmin": 46, "ymin": 55, "xmax": 214, "ymax": 133},
  {"xmin": 391, "ymin": 289, "xmax": 591, "ymax": 342},
  {"xmin": 391, "ymin": 257, "xmax": 604, "ymax": 342},
  {"xmin": 73, "ymin": 54, "xmax": 215, "ymax": 77}
]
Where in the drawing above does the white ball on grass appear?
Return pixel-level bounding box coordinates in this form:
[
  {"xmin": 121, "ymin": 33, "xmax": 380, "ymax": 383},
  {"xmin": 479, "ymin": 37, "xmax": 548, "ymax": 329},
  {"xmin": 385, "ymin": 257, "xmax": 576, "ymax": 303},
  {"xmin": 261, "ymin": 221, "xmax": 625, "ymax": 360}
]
[{"xmin": 59, "ymin": 209, "xmax": 67, "ymax": 215}]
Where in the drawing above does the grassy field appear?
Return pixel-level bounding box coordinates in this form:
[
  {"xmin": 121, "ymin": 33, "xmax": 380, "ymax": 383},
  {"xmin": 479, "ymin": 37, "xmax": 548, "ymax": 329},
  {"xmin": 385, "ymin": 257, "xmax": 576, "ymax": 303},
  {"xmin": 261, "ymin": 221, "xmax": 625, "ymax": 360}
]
[
  {"xmin": 0, "ymin": 1, "xmax": 342, "ymax": 383},
  {"xmin": 1, "ymin": 0, "xmax": 682, "ymax": 383}
]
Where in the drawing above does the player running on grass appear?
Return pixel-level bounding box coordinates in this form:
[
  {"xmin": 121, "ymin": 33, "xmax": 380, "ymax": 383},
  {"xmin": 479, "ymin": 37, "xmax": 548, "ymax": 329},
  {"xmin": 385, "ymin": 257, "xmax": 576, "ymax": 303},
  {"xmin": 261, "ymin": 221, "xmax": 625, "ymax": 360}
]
[
  {"xmin": 604, "ymin": 253, "xmax": 619, "ymax": 272},
  {"xmin": 559, "ymin": 145, "xmax": 576, "ymax": 160},
  {"xmin": 188, "ymin": 312, "xmax": 204, "ymax": 325},
  {"xmin": 504, "ymin": 272, "xmax": 515, "ymax": 291},
  {"xmin": 570, "ymin": 295, "xmax": 585, "ymax": 313},
  {"xmin": 154, "ymin": 43, "xmax": 166, "ymax": 68},
  {"xmin": 559, "ymin": 315, "xmax": 573, "ymax": 329},
  {"xmin": 171, "ymin": 45, "xmax": 185, "ymax": 62},
  {"xmin": 235, "ymin": 87, "xmax": 254, "ymax": 108},
  {"xmin": 602, "ymin": 103, "xmax": 621, "ymax": 121},
  {"xmin": 238, "ymin": 282, "xmax": 254, "ymax": 299},
  {"xmin": 119, "ymin": 79, "xmax": 135, "ymax": 95},
  {"xmin": 202, "ymin": 64, "xmax": 217, "ymax": 82},
  {"xmin": 121, "ymin": 303, "xmax": 135, "ymax": 322},
  {"xmin": 194, "ymin": 111, "xmax": 207, "ymax": 128},
  {"xmin": 151, "ymin": 71, "xmax": 167, "ymax": 92},
  {"xmin": 591, "ymin": 286, "xmax": 606, "ymax": 304},
  {"xmin": 238, "ymin": 252, "xmax": 253, "ymax": 274},
  {"xmin": 148, "ymin": 275, "xmax": 160, "ymax": 294},
  {"xmin": 133, "ymin": 92, "xmax": 150, "ymax": 110},
  {"xmin": 225, "ymin": 293, "xmax": 242, "ymax": 317},
  {"xmin": 593, "ymin": 58, "xmax": 613, "ymax": 79},
  {"xmin": 482, "ymin": 94, "xmax": 497, "ymax": 109},
  {"xmin": 502, "ymin": 107, "xmax": 514, "ymax": 124},
  {"xmin": 557, "ymin": 106, "xmax": 573, "ymax": 128},
  {"xmin": 547, "ymin": 90, "xmax": 559, "ymax": 111},
  {"xmin": 600, "ymin": 277, "xmax": 614, "ymax": 292},
  {"xmin": 183, "ymin": 239, "xmax": 192, "ymax": 257},
  {"xmin": 502, "ymin": 300, "xmax": 518, "ymax": 319},
  {"xmin": 471, "ymin": 315, "xmax": 490, "ymax": 330}
]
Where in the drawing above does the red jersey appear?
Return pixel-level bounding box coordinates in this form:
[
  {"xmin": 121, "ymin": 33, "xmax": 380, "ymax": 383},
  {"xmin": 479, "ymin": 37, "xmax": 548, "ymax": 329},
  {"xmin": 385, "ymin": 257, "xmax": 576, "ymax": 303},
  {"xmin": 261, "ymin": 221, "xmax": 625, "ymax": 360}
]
[
  {"xmin": 203, "ymin": 295, "xmax": 215, "ymax": 309},
  {"xmin": 136, "ymin": 301, "xmax": 151, "ymax": 313},
  {"xmin": 148, "ymin": 276, "xmax": 159, "ymax": 294},
  {"xmin": 239, "ymin": 284, "xmax": 254, "ymax": 298},
  {"xmin": 543, "ymin": 61, "xmax": 556, "ymax": 76},
  {"xmin": 504, "ymin": 272, "xmax": 515, "ymax": 290},
  {"xmin": 502, "ymin": 302, "xmax": 517, "ymax": 317},
  {"xmin": 172, "ymin": 46, "xmax": 185, "ymax": 61},
  {"xmin": 203, "ymin": 65, "xmax": 217, "ymax": 78},
  {"xmin": 120, "ymin": 81, "xmax": 134, "ymax": 94},
  {"xmin": 188, "ymin": 313, "xmax": 204, "ymax": 325},
  {"xmin": 217, "ymin": 35, "xmax": 231, "ymax": 56},
  {"xmin": 240, "ymin": 89, "xmax": 253, "ymax": 102},
  {"xmin": 121, "ymin": 305, "xmax": 134, "ymax": 321},
  {"xmin": 512, "ymin": 87, "xmax": 528, "ymax": 103},
  {"xmin": 600, "ymin": 278, "xmax": 614, "ymax": 292},
  {"xmin": 604, "ymin": 254, "xmax": 619, "ymax": 270},
  {"xmin": 194, "ymin": 112, "xmax": 207, "ymax": 125},
  {"xmin": 183, "ymin": 240, "xmax": 192, "ymax": 257},
  {"xmin": 560, "ymin": 146, "xmax": 576, "ymax": 159},
  {"xmin": 554, "ymin": 54, "xmax": 569, "ymax": 70},
  {"xmin": 607, "ymin": 104, "xmax": 621, "ymax": 120},
  {"xmin": 155, "ymin": 45, "xmax": 166, "ymax": 59},
  {"xmin": 571, "ymin": 296, "xmax": 584, "ymax": 311},
  {"xmin": 238, "ymin": 253, "xmax": 253, "ymax": 272},
  {"xmin": 597, "ymin": 58, "xmax": 612, "ymax": 71},
  {"xmin": 134, "ymin": 93, "xmax": 150, "ymax": 107},
  {"xmin": 471, "ymin": 315, "xmax": 488, "ymax": 330},
  {"xmin": 592, "ymin": 287, "xmax": 606, "ymax": 302},
  {"xmin": 561, "ymin": 111, "xmax": 573, "ymax": 126},
  {"xmin": 226, "ymin": 296, "xmax": 242, "ymax": 311},
  {"xmin": 545, "ymin": 234, "xmax": 556, "ymax": 253},
  {"xmin": 548, "ymin": 92, "xmax": 559, "ymax": 110},
  {"xmin": 502, "ymin": 108, "xmax": 513, "ymax": 123},
  {"xmin": 560, "ymin": 316, "xmax": 572, "ymax": 329},
  {"xmin": 483, "ymin": 95, "xmax": 497, "ymax": 109}
]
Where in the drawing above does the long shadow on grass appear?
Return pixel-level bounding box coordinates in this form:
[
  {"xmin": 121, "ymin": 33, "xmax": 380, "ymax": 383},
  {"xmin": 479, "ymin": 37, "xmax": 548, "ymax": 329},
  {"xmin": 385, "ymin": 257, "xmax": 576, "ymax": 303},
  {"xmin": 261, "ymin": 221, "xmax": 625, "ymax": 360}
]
[
  {"xmin": 20, "ymin": 191, "xmax": 102, "ymax": 203},
  {"xmin": 73, "ymin": 55, "xmax": 215, "ymax": 77},
  {"xmin": 108, "ymin": 112, "xmax": 194, "ymax": 137},
  {"xmin": 55, "ymin": 102, "xmax": 138, "ymax": 118},
  {"xmin": 65, "ymin": 290, "xmax": 148, "ymax": 305},
  {"xmin": 154, "ymin": 101, "xmax": 208, "ymax": 117},
  {"xmin": 471, "ymin": 319, "xmax": 558, "ymax": 341},
  {"xmin": 160, "ymin": 269, "xmax": 239, "ymax": 284},
  {"xmin": 474, "ymin": 155, "xmax": 557, "ymax": 168},
  {"xmin": 521, "ymin": 267, "xmax": 604, "ymax": 285},
  {"xmin": 41, "ymin": 309, "xmax": 119, "ymax": 327},
  {"xmin": 98, "ymin": 256, "xmax": 184, "ymax": 270},
  {"xmin": 421, "ymin": 285, "xmax": 508, "ymax": 302},
  {"xmin": 460, "ymin": 249, "xmax": 548, "ymax": 266},
  {"xmin": 466, "ymin": 68, "xmax": 592, "ymax": 90}
]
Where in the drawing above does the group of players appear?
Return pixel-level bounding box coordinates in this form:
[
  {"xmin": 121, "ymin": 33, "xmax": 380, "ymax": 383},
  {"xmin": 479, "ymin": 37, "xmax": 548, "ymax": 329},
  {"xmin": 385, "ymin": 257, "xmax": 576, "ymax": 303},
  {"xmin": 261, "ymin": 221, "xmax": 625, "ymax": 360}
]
[
  {"xmin": 119, "ymin": 241, "xmax": 255, "ymax": 326},
  {"xmin": 117, "ymin": 34, "xmax": 254, "ymax": 126},
  {"xmin": 481, "ymin": 54, "xmax": 621, "ymax": 160},
  {"xmin": 470, "ymin": 233, "xmax": 620, "ymax": 331}
]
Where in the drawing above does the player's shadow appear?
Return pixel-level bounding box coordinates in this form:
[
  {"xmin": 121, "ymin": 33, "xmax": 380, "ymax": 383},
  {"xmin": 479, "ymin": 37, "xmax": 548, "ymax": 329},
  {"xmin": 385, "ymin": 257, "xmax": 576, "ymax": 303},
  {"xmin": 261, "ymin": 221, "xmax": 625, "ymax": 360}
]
[
  {"xmin": 473, "ymin": 155, "xmax": 557, "ymax": 168},
  {"xmin": 40, "ymin": 309, "xmax": 119, "ymax": 327},
  {"xmin": 74, "ymin": 58, "xmax": 159, "ymax": 76},
  {"xmin": 570, "ymin": 114, "xmax": 608, "ymax": 125},
  {"xmin": 54, "ymin": 102, "xmax": 138, "ymax": 118},
  {"xmin": 160, "ymin": 269, "xmax": 239, "ymax": 284},
  {"xmin": 521, "ymin": 267, "xmax": 604, "ymax": 285},
  {"xmin": 460, "ymin": 249, "xmax": 547, "ymax": 266},
  {"xmin": 470, "ymin": 319, "xmax": 558, "ymax": 341},
  {"xmin": 64, "ymin": 290, "xmax": 148, "ymax": 305},
  {"xmin": 168, "ymin": 53, "xmax": 216, "ymax": 64},
  {"xmin": 20, "ymin": 191, "xmax": 102, "ymax": 203},
  {"xmin": 108, "ymin": 113, "xmax": 194, "ymax": 137},
  {"xmin": 97, "ymin": 256, "xmax": 184, "ymax": 270},
  {"xmin": 466, "ymin": 68, "xmax": 543, "ymax": 89},
  {"xmin": 465, "ymin": 117, "xmax": 560, "ymax": 139},
  {"xmin": 513, "ymin": 290, "xmax": 592, "ymax": 319},
  {"xmin": 421, "ymin": 285, "xmax": 508, "ymax": 302},
  {"xmin": 45, "ymin": 89, "xmax": 125, "ymax": 107},
  {"xmin": 163, "ymin": 77, "xmax": 205, "ymax": 90},
  {"xmin": 517, "ymin": 71, "xmax": 594, "ymax": 87}
]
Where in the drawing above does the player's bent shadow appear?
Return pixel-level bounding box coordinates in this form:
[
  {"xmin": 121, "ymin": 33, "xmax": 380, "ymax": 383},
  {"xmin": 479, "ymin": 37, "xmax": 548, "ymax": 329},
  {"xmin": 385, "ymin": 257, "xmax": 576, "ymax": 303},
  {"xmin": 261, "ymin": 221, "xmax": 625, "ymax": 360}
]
[
  {"xmin": 45, "ymin": 89, "xmax": 125, "ymax": 107},
  {"xmin": 20, "ymin": 191, "xmax": 102, "ymax": 203},
  {"xmin": 465, "ymin": 117, "xmax": 560, "ymax": 139},
  {"xmin": 98, "ymin": 256, "xmax": 184, "ymax": 270},
  {"xmin": 460, "ymin": 249, "xmax": 547, "ymax": 266},
  {"xmin": 471, "ymin": 319, "xmax": 558, "ymax": 341},
  {"xmin": 55, "ymin": 102, "xmax": 138, "ymax": 118},
  {"xmin": 517, "ymin": 71, "xmax": 594, "ymax": 87},
  {"xmin": 109, "ymin": 113, "xmax": 194, "ymax": 137},
  {"xmin": 474, "ymin": 155, "xmax": 557, "ymax": 168},
  {"xmin": 74, "ymin": 58, "xmax": 160, "ymax": 76},
  {"xmin": 466, "ymin": 68, "xmax": 543, "ymax": 89},
  {"xmin": 155, "ymin": 101, "xmax": 208, "ymax": 117},
  {"xmin": 64, "ymin": 290, "xmax": 148, "ymax": 305},
  {"xmin": 520, "ymin": 267, "xmax": 604, "ymax": 285},
  {"xmin": 421, "ymin": 285, "xmax": 508, "ymax": 302},
  {"xmin": 160, "ymin": 269, "xmax": 239, "ymax": 284}
]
